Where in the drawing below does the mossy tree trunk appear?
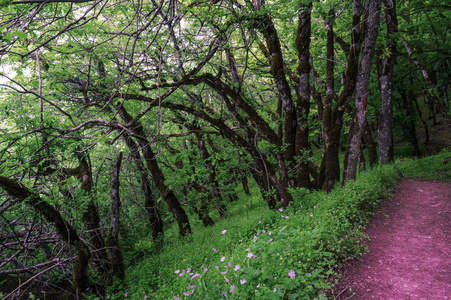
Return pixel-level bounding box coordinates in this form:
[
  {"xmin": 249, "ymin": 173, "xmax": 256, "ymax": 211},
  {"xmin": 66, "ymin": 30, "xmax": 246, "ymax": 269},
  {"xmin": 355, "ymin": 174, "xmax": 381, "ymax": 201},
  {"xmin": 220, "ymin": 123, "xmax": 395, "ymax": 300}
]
[
  {"xmin": 316, "ymin": 1, "xmax": 365, "ymax": 191},
  {"xmin": 378, "ymin": 0, "xmax": 398, "ymax": 165},
  {"xmin": 295, "ymin": 2, "xmax": 313, "ymax": 189},
  {"xmin": 343, "ymin": 0, "xmax": 382, "ymax": 182}
]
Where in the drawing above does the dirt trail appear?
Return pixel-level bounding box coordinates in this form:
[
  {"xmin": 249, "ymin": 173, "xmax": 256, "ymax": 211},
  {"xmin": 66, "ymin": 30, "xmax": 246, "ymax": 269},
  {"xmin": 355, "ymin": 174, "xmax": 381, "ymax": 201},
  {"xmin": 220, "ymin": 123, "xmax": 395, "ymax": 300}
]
[{"xmin": 335, "ymin": 179, "xmax": 451, "ymax": 300}]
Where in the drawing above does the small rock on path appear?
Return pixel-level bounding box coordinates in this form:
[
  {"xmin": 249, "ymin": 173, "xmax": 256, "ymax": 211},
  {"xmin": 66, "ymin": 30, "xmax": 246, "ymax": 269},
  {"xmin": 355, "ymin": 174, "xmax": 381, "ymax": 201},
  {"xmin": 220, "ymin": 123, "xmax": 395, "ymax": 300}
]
[{"xmin": 336, "ymin": 179, "xmax": 451, "ymax": 300}]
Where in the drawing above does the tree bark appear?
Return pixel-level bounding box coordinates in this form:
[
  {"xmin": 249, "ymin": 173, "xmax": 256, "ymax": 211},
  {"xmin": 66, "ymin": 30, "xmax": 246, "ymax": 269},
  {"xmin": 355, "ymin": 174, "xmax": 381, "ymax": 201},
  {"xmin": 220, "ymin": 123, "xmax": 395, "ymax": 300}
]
[
  {"xmin": 318, "ymin": 0, "xmax": 364, "ymax": 191},
  {"xmin": 67, "ymin": 157, "xmax": 109, "ymax": 285},
  {"xmin": 258, "ymin": 13, "xmax": 296, "ymax": 169},
  {"xmin": 256, "ymin": 11, "xmax": 296, "ymax": 206},
  {"xmin": 343, "ymin": 0, "xmax": 382, "ymax": 183},
  {"xmin": 295, "ymin": 2, "xmax": 312, "ymax": 189},
  {"xmin": 378, "ymin": 0, "xmax": 397, "ymax": 164}
]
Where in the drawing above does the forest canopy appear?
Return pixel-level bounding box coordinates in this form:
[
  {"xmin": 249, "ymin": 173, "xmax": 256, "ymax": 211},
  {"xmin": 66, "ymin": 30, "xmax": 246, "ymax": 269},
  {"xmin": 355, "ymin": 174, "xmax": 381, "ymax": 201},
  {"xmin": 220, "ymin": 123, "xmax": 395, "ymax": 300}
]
[{"xmin": 0, "ymin": 0, "xmax": 450, "ymax": 298}]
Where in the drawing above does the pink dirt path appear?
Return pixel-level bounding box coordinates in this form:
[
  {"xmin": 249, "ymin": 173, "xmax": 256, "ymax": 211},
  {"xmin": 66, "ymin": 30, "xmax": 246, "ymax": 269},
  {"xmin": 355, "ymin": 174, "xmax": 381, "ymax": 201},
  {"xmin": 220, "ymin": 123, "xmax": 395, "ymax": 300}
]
[{"xmin": 335, "ymin": 179, "xmax": 451, "ymax": 300}]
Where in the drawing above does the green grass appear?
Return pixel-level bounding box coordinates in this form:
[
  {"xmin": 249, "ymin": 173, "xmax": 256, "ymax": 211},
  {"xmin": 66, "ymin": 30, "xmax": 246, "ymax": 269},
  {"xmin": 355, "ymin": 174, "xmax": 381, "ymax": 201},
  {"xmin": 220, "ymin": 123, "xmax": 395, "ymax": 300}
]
[{"xmin": 91, "ymin": 150, "xmax": 451, "ymax": 300}]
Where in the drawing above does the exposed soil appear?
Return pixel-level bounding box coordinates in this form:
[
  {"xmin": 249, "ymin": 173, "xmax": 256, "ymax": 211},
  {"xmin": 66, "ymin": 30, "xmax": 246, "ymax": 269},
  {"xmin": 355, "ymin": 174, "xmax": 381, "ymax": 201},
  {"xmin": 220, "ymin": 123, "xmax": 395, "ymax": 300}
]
[{"xmin": 334, "ymin": 179, "xmax": 451, "ymax": 300}]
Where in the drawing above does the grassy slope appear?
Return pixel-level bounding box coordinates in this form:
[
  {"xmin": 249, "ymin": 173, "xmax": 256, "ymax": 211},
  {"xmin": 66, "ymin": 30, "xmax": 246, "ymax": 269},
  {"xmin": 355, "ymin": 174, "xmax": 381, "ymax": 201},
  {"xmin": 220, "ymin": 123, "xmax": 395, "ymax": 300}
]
[{"xmin": 101, "ymin": 150, "xmax": 451, "ymax": 300}]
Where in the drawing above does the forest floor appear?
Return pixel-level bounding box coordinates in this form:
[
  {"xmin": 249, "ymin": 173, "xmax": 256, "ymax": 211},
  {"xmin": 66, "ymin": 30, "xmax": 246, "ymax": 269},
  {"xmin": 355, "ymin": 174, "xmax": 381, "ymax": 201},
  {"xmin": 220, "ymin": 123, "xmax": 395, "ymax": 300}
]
[{"xmin": 333, "ymin": 179, "xmax": 451, "ymax": 300}]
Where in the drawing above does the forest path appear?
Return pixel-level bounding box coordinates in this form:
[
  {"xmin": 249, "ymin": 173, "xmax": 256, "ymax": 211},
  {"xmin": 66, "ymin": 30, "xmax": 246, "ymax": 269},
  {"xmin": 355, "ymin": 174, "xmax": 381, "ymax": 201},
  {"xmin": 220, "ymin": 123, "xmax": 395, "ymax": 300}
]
[{"xmin": 335, "ymin": 179, "xmax": 451, "ymax": 300}]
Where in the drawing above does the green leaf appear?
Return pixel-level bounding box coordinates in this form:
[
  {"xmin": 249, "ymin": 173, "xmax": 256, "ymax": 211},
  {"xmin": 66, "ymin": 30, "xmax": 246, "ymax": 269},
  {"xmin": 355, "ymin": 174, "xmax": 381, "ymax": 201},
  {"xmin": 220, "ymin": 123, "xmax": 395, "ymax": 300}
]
[
  {"xmin": 13, "ymin": 31, "xmax": 27, "ymax": 41},
  {"xmin": 3, "ymin": 31, "xmax": 12, "ymax": 44}
]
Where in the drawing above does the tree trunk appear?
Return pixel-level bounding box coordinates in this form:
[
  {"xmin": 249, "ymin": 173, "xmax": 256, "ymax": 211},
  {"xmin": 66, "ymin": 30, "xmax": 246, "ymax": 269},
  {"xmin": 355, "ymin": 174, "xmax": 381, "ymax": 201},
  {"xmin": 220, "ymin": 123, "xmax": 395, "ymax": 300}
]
[
  {"xmin": 241, "ymin": 175, "xmax": 250, "ymax": 195},
  {"xmin": 258, "ymin": 13, "xmax": 296, "ymax": 168},
  {"xmin": 318, "ymin": 0, "xmax": 364, "ymax": 191},
  {"xmin": 343, "ymin": 0, "xmax": 382, "ymax": 183},
  {"xmin": 116, "ymin": 104, "xmax": 191, "ymax": 237},
  {"xmin": 413, "ymin": 96, "xmax": 430, "ymax": 144},
  {"xmin": 295, "ymin": 2, "xmax": 312, "ymax": 189},
  {"xmin": 363, "ymin": 121, "xmax": 378, "ymax": 168},
  {"xmin": 378, "ymin": 0, "xmax": 397, "ymax": 164},
  {"xmin": 224, "ymin": 40, "xmax": 289, "ymax": 206},
  {"xmin": 76, "ymin": 157, "xmax": 109, "ymax": 283},
  {"xmin": 257, "ymin": 14, "xmax": 296, "ymax": 206},
  {"xmin": 401, "ymin": 81, "xmax": 421, "ymax": 156},
  {"xmin": 400, "ymin": 36, "xmax": 451, "ymax": 124},
  {"xmin": 119, "ymin": 130, "xmax": 163, "ymax": 240},
  {"xmin": 108, "ymin": 152, "xmax": 125, "ymax": 282},
  {"xmin": 0, "ymin": 176, "xmax": 91, "ymax": 296},
  {"xmin": 319, "ymin": 9, "xmax": 337, "ymax": 191}
]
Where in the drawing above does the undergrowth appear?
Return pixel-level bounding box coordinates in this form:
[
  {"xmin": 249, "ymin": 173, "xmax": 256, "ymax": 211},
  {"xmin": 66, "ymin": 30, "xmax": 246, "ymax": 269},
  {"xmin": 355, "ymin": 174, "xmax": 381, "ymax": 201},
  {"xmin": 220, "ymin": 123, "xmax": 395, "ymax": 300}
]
[{"xmin": 91, "ymin": 150, "xmax": 450, "ymax": 299}]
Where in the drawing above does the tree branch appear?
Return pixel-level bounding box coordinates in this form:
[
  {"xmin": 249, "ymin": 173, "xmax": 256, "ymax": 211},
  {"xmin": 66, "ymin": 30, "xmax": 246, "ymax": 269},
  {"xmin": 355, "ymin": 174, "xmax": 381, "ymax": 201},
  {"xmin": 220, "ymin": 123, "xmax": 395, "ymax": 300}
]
[{"xmin": 11, "ymin": 0, "xmax": 95, "ymax": 4}]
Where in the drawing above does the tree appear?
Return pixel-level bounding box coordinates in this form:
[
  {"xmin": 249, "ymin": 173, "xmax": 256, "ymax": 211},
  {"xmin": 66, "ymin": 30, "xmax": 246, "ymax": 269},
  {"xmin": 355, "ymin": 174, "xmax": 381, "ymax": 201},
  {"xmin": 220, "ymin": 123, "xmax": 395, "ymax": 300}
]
[
  {"xmin": 343, "ymin": 0, "xmax": 382, "ymax": 183},
  {"xmin": 378, "ymin": 0, "xmax": 398, "ymax": 164}
]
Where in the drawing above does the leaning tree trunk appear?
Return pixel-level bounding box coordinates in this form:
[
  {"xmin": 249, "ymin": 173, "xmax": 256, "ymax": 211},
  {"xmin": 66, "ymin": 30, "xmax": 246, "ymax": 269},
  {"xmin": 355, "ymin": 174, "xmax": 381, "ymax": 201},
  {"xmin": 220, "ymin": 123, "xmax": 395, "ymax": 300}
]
[
  {"xmin": 0, "ymin": 176, "xmax": 91, "ymax": 297},
  {"xmin": 222, "ymin": 46, "xmax": 287, "ymax": 207},
  {"xmin": 116, "ymin": 104, "xmax": 191, "ymax": 237},
  {"xmin": 343, "ymin": 0, "xmax": 382, "ymax": 183},
  {"xmin": 139, "ymin": 136, "xmax": 191, "ymax": 236},
  {"xmin": 378, "ymin": 0, "xmax": 398, "ymax": 164},
  {"xmin": 119, "ymin": 130, "xmax": 164, "ymax": 240},
  {"xmin": 400, "ymin": 36, "xmax": 451, "ymax": 124}
]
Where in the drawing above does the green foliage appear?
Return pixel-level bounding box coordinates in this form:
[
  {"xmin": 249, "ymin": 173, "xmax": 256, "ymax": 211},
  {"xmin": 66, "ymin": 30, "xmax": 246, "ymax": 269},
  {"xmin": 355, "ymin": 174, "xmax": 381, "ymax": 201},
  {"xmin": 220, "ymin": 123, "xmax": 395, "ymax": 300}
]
[
  {"xmin": 95, "ymin": 152, "xmax": 451, "ymax": 299},
  {"xmin": 0, "ymin": 0, "xmax": 10, "ymax": 7},
  {"xmin": 397, "ymin": 150, "xmax": 451, "ymax": 181}
]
